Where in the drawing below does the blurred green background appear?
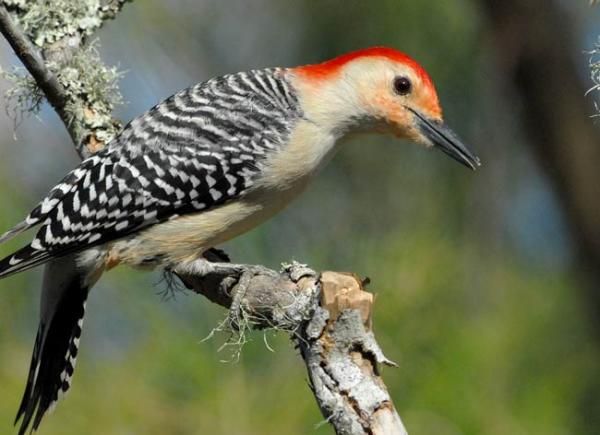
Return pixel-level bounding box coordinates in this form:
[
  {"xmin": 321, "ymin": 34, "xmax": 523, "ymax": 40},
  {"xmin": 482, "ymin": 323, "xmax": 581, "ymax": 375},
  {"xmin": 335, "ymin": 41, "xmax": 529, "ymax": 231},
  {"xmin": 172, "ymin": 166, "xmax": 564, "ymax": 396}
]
[{"xmin": 1, "ymin": 1, "xmax": 599, "ymax": 434}]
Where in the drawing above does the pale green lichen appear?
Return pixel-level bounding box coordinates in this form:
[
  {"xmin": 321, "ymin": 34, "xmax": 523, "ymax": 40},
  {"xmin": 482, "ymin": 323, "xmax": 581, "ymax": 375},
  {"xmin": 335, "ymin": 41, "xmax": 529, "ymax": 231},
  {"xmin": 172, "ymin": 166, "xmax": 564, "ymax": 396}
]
[
  {"xmin": 201, "ymin": 312, "xmax": 253, "ymax": 364},
  {"xmin": 590, "ymin": 3, "xmax": 600, "ymax": 116},
  {"xmin": 589, "ymin": 38, "xmax": 600, "ymax": 117},
  {"xmin": 57, "ymin": 41, "xmax": 124, "ymax": 141},
  {"xmin": 2, "ymin": 41, "xmax": 123, "ymax": 125},
  {"xmin": 0, "ymin": 0, "xmax": 128, "ymax": 147},
  {"xmin": 0, "ymin": 67, "xmax": 43, "ymax": 116},
  {"xmin": 2, "ymin": 0, "xmax": 130, "ymax": 46},
  {"xmin": 1, "ymin": 0, "xmax": 27, "ymax": 9}
]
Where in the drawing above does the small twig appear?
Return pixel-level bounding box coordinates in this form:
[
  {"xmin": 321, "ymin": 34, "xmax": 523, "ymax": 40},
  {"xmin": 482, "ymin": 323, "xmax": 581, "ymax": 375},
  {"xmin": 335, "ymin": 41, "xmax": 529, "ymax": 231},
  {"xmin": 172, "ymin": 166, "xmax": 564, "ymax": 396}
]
[
  {"xmin": 0, "ymin": 6, "xmax": 73, "ymax": 139},
  {"xmin": 0, "ymin": 3, "xmax": 127, "ymax": 158}
]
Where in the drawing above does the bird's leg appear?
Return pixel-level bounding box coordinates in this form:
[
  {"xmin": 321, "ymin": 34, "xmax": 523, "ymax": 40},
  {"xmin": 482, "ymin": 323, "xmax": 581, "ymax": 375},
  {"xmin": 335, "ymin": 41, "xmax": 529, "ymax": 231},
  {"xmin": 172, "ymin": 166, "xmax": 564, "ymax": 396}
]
[
  {"xmin": 226, "ymin": 267, "xmax": 255, "ymax": 331},
  {"xmin": 169, "ymin": 247, "xmax": 233, "ymax": 291},
  {"xmin": 173, "ymin": 258, "xmax": 247, "ymax": 277},
  {"xmin": 172, "ymin": 256, "xmax": 262, "ymax": 326}
]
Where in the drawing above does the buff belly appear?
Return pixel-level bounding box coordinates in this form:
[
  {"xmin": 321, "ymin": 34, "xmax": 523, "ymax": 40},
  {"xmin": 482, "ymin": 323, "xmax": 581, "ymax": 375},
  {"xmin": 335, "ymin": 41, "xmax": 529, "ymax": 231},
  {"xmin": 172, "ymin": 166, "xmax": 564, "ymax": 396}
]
[{"xmin": 105, "ymin": 187, "xmax": 302, "ymax": 269}]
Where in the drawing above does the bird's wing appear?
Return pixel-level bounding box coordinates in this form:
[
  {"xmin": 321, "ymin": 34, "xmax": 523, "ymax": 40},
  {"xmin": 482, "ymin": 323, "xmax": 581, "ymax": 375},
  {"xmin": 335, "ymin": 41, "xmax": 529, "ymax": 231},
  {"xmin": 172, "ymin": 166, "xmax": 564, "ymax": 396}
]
[{"xmin": 0, "ymin": 69, "xmax": 301, "ymax": 278}]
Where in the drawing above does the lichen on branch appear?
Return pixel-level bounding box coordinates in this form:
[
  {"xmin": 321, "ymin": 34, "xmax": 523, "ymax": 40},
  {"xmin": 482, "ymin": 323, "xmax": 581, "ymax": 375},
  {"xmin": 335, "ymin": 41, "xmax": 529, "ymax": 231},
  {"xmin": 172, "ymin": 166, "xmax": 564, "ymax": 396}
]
[
  {"xmin": 53, "ymin": 40, "xmax": 124, "ymax": 146},
  {"xmin": 0, "ymin": 0, "xmax": 130, "ymax": 155},
  {"xmin": 2, "ymin": 0, "xmax": 130, "ymax": 46},
  {"xmin": 588, "ymin": 38, "xmax": 600, "ymax": 116},
  {"xmin": 1, "ymin": 66, "xmax": 43, "ymax": 124}
]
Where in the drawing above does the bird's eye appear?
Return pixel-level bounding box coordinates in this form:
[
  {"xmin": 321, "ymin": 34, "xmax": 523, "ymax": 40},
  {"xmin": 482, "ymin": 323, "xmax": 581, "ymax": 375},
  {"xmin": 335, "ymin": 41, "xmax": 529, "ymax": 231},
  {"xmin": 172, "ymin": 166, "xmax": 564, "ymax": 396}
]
[{"xmin": 393, "ymin": 76, "xmax": 412, "ymax": 96}]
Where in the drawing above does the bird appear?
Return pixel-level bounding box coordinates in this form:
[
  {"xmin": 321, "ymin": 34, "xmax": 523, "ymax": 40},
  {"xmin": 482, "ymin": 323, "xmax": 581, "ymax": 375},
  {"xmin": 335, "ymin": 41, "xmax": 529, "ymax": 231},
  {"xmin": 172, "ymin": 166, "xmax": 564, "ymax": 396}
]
[{"xmin": 0, "ymin": 46, "xmax": 479, "ymax": 434}]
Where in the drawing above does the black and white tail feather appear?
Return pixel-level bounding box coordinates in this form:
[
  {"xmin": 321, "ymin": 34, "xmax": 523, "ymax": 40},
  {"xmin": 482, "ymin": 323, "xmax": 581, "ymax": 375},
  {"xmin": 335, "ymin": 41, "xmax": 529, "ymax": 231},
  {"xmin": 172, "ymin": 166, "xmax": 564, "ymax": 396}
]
[
  {"xmin": 15, "ymin": 279, "xmax": 88, "ymax": 434},
  {"xmin": 0, "ymin": 159, "xmax": 100, "ymax": 279},
  {"xmin": 0, "ymin": 218, "xmax": 45, "ymax": 278},
  {"xmin": 9, "ymin": 253, "xmax": 94, "ymax": 435},
  {"xmin": 0, "ymin": 175, "xmax": 98, "ymax": 435}
]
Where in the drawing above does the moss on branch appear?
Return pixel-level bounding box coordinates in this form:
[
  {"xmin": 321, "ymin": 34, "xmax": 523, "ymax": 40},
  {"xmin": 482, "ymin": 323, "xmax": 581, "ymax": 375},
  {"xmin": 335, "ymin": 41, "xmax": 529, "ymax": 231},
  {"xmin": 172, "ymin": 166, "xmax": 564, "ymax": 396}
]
[{"xmin": 0, "ymin": 0, "xmax": 130, "ymax": 155}]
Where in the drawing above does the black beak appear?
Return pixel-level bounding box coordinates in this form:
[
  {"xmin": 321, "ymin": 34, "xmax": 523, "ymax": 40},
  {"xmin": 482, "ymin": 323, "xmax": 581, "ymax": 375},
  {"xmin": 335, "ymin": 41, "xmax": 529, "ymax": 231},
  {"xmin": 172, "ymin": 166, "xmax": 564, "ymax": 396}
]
[{"xmin": 410, "ymin": 108, "xmax": 481, "ymax": 170}]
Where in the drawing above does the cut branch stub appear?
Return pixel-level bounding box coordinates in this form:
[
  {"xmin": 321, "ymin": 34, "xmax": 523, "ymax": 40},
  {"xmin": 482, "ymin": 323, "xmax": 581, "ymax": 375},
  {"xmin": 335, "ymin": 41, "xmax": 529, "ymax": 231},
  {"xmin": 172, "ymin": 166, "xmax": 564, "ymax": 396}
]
[
  {"xmin": 320, "ymin": 271, "xmax": 373, "ymax": 330},
  {"xmin": 179, "ymin": 264, "xmax": 406, "ymax": 434},
  {"xmin": 299, "ymin": 272, "xmax": 406, "ymax": 435}
]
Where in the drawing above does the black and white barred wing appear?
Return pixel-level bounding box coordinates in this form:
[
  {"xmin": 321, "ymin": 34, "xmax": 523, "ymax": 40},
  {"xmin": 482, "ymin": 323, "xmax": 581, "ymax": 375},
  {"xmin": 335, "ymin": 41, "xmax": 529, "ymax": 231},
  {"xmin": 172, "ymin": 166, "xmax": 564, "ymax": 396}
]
[
  {"xmin": 0, "ymin": 144, "xmax": 258, "ymax": 277},
  {"xmin": 0, "ymin": 68, "xmax": 300, "ymax": 277}
]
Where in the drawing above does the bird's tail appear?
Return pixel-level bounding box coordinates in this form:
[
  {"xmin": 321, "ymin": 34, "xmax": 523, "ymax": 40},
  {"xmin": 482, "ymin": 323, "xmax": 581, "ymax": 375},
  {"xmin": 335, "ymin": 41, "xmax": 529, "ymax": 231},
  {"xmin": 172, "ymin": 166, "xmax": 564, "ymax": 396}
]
[
  {"xmin": 0, "ymin": 219, "xmax": 35, "ymax": 245},
  {"xmin": 14, "ymin": 254, "xmax": 102, "ymax": 435},
  {"xmin": 0, "ymin": 243, "xmax": 52, "ymax": 280},
  {"xmin": 0, "ymin": 213, "xmax": 50, "ymax": 279},
  {"xmin": 0, "ymin": 162, "xmax": 93, "ymax": 279},
  {"xmin": 1, "ymin": 160, "xmax": 94, "ymax": 249}
]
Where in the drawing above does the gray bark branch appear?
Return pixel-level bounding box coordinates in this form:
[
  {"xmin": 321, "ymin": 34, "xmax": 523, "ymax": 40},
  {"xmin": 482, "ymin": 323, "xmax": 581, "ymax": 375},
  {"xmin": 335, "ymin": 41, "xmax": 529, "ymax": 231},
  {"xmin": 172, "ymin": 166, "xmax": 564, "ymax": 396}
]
[
  {"xmin": 0, "ymin": 6, "xmax": 70, "ymax": 125},
  {"xmin": 0, "ymin": 0, "xmax": 129, "ymax": 158},
  {"xmin": 0, "ymin": 3, "xmax": 407, "ymax": 434},
  {"xmin": 183, "ymin": 265, "xmax": 407, "ymax": 435}
]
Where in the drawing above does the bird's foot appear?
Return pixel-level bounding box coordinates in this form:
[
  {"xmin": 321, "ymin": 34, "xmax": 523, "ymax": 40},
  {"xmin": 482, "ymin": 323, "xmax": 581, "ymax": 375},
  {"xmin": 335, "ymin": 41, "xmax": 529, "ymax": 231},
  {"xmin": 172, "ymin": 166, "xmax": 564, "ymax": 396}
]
[
  {"xmin": 226, "ymin": 267, "xmax": 257, "ymax": 331},
  {"xmin": 171, "ymin": 258, "xmax": 263, "ymax": 317},
  {"xmin": 174, "ymin": 259, "xmax": 247, "ymax": 278}
]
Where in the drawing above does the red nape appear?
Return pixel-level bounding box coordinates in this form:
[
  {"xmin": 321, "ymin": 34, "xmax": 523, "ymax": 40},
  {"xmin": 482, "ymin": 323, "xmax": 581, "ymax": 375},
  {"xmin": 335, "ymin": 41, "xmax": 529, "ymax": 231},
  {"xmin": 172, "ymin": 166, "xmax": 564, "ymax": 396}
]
[{"xmin": 295, "ymin": 46, "xmax": 434, "ymax": 86}]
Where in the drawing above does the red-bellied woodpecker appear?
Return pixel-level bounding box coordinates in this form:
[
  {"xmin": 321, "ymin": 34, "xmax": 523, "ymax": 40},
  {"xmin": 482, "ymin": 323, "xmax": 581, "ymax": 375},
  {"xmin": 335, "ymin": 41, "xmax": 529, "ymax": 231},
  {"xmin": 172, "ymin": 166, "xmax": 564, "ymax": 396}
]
[{"xmin": 0, "ymin": 46, "xmax": 479, "ymax": 434}]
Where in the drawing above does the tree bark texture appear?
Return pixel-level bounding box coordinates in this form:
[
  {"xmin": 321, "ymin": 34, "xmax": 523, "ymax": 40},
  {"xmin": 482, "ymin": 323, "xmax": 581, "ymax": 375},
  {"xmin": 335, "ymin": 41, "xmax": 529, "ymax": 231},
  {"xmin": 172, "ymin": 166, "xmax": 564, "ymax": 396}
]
[{"xmin": 184, "ymin": 264, "xmax": 407, "ymax": 435}]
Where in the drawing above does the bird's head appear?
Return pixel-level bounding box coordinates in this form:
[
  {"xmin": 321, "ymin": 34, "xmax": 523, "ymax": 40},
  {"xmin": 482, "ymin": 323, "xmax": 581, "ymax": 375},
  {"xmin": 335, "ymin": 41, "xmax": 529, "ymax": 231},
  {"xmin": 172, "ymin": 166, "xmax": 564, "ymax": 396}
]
[{"xmin": 292, "ymin": 47, "xmax": 480, "ymax": 170}]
